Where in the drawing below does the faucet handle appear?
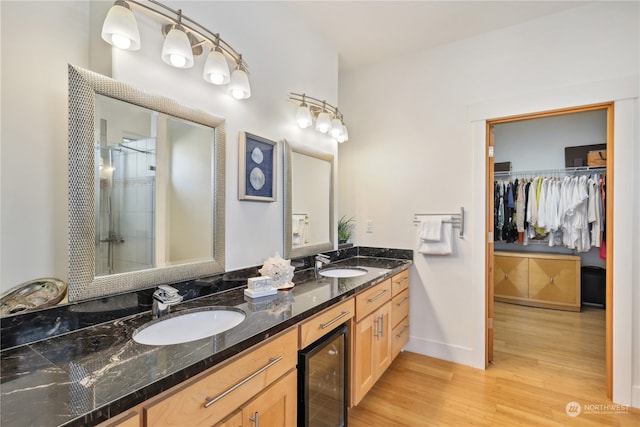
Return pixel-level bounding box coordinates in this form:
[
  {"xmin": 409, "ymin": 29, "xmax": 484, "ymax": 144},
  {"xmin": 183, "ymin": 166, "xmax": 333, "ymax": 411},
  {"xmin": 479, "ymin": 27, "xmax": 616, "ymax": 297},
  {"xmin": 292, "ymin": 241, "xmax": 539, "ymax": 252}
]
[{"xmin": 157, "ymin": 285, "xmax": 179, "ymax": 296}]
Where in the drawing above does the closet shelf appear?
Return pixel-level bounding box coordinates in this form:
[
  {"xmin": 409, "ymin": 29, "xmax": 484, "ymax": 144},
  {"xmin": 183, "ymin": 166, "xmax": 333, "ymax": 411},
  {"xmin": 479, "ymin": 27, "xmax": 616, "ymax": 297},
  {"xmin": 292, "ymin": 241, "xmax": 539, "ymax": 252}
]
[{"xmin": 494, "ymin": 166, "xmax": 606, "ymax": 177}]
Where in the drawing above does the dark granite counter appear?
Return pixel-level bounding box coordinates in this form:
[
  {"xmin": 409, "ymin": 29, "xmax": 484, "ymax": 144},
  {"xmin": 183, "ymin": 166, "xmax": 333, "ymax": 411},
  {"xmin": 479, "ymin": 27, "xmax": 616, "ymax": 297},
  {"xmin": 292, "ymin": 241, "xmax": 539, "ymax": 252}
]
[{"xmin": 0, "ymin": 254, "xmax": 411, "ymax": 427}]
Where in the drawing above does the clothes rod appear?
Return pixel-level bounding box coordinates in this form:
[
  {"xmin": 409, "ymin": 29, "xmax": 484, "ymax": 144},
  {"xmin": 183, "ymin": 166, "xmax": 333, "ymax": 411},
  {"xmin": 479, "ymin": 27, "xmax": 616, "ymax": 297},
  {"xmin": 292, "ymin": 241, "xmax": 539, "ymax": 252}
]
[{"xmin": 413, "ymin": 207, "xmax": 464, "ymax": 238}]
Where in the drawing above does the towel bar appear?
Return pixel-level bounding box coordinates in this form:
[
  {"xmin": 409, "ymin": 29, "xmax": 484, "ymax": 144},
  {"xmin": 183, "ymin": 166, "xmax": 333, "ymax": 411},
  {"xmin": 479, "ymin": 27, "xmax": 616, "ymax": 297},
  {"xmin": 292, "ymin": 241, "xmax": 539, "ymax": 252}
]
[{"xmin": 413, "ymin": 207, "xmax": 464, "ymax": 238}]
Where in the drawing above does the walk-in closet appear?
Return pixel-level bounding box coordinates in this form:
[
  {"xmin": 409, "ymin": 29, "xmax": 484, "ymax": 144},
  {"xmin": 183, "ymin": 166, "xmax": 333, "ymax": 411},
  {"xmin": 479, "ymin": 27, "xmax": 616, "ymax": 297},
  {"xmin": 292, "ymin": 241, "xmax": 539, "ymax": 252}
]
[{"xmin": 488, "ymin": 104, "xmax": 612, "ymax": 395}]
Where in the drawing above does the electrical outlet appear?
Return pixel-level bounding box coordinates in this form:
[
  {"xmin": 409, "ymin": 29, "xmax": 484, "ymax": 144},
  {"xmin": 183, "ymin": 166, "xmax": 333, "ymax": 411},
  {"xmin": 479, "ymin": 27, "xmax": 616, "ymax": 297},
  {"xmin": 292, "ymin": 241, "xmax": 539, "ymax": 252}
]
[{"xmin": 366, "ymin": 220, "xmax": 373, "ymax": 233}]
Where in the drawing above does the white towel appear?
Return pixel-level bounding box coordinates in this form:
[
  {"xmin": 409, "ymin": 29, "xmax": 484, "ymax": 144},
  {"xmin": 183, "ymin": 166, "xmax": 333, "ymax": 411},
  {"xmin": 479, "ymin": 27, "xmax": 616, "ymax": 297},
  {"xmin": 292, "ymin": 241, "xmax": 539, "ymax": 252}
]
[
  {"xmin": 420, "ymin": 218, "xmax": 443, "ymax": 242},
  {"xmin": 418, "ymin": 218, "xmax": 453, "ymax": 255}
]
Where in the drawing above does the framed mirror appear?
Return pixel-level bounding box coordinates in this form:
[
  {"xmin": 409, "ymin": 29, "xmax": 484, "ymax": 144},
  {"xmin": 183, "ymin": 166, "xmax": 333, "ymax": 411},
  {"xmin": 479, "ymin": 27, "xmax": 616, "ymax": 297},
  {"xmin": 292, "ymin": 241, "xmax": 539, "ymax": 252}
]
[
  {"xmin": 68, "ymin": 65, "xmax": 225, "ymax": 301},
  {"xmin": 283, "ymin": 140, "xmax": 334, "ymax": 258}
]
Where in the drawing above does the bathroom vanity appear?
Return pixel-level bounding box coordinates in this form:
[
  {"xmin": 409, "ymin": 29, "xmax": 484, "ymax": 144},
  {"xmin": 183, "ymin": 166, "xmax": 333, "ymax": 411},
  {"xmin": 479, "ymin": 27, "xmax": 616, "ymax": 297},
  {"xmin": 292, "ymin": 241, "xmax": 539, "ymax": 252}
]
[{"xmin": 0, "ymin": 253, "xmax": 411, "ymax": 427}]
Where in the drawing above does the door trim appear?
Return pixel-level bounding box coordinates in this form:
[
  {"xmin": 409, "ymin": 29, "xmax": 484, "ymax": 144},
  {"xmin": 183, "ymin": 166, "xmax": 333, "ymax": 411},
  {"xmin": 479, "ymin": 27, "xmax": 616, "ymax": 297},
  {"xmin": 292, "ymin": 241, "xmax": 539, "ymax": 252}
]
[{"xmin": 485, "ymin": 101, "xmax": 614, "ymax": 398}]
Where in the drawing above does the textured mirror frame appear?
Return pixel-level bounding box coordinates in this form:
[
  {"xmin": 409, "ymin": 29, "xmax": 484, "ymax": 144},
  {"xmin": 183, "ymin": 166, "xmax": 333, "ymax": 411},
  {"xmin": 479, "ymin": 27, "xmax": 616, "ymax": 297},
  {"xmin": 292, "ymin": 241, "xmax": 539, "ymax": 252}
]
[
  {"xmin": 283, "ymin": 139, "xmax": 335, "ymax": 259},
  {"xmin": 68, "ymin": 65, "xmax": 225, "ymax": 301}
]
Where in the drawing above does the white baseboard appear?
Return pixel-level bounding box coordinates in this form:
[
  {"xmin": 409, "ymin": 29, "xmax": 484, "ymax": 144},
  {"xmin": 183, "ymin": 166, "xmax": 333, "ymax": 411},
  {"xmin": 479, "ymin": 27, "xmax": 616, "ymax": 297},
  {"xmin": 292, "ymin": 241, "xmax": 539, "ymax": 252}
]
[{"xmin": 404, "ymin": 336, "xmax": 473, "ymax": 367}]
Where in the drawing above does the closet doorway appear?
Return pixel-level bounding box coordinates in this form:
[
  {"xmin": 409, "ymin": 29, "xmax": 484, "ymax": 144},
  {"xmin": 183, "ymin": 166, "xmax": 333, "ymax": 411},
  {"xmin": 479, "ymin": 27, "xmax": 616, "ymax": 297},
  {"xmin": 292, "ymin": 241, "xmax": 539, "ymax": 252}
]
[{"xmin": 485, "ymin": 102, "xmax": 614, "ymax": 398}]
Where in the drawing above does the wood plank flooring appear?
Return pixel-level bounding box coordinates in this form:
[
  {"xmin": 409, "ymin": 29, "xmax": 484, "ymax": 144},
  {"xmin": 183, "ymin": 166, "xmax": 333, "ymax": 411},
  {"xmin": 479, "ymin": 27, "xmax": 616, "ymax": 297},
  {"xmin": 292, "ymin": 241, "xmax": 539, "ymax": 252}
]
[{"xmin": 348, "ymin": 302, "xmax": 638, "ymax": 426}]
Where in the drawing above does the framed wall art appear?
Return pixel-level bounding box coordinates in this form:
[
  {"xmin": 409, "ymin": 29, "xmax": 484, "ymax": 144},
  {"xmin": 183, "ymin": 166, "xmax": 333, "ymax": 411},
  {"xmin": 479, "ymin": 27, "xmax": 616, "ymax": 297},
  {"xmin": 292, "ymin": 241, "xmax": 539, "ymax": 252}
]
[{"xmin": 238, "ymin": 131, "xmax": 277, "ymax": 202}]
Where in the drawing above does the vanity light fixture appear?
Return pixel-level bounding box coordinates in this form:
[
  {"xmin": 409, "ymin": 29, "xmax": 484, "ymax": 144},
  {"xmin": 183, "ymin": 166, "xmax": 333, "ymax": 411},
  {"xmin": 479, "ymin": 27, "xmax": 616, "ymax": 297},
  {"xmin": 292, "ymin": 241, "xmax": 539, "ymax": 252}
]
[
  {"xmin": 101, "ymin": 0, "xmax": 250, "ymax": 98},
  {"xmin": 289, "ymin": 92, "xmax": 349, "ymax": 142}
]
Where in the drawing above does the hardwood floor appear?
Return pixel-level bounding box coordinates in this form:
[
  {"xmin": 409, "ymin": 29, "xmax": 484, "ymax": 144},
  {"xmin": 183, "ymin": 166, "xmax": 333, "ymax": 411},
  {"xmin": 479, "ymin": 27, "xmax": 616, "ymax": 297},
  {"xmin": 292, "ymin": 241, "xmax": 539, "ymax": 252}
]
[{"xmin": 348, "ymin": 302, "xmax": 638, "ymax": 426}]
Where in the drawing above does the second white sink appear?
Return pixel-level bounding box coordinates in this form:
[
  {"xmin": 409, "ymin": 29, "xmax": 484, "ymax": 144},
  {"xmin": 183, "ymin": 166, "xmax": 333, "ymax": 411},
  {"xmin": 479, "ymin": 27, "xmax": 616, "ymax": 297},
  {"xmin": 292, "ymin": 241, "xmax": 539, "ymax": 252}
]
[
  {"xmin": 319, "ymin": 267, "xmax": 368, "ymax": 278},
  {"xmin": 133, "ymin": 307, "xmax": 246, "ymax": 346}
]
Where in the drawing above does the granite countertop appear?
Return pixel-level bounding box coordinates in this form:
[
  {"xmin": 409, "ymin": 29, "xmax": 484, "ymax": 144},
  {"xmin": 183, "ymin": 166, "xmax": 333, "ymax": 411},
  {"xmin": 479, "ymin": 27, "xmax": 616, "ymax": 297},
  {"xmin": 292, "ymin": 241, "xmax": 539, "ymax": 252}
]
[{"xmin": 0, "ymin": 256, "xmax": 411, "ymax": 427}]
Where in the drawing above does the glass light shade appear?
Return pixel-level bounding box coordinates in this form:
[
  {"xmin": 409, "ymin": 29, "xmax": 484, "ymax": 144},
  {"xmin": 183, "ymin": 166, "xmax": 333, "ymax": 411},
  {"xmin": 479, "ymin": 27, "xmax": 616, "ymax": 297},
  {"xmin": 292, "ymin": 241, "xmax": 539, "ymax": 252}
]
[
  {"xmin": 315, "ymin": 112, "xmax": 332, "ymax": 133},
  {"xmin": 296, "ymin": 105, "xmax": 313, "ymax": 128},
  {"xmin": 101, "ymin": 2, "xmax": 140, "ymax": 51},
  {"xmin": 341, "ymin": 124, "xmax": 349, "ymax": 142},
  {"xmin": 203, "ymin": 49, "xmax": 230, "ymax": 85},
  {"xmin": 161, "ymin": 27, "xmax": 194, "ymax": 68},
  {"xmin": 229, "ymin": 68, "xmax": 251, "ymax": 99},
  {"xmin": 330, "ymin": 118, "xmax": 344, "ymax": 138}
]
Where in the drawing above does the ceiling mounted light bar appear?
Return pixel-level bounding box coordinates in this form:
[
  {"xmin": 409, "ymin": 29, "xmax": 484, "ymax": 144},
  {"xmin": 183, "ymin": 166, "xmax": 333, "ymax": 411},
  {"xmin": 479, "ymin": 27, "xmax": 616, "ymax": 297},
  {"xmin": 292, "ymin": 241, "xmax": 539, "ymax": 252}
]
[
  {"xmin": 101, "ymin": 0, "xmax": 250, "ymax": 98},
  {"xmin": 289, "ymin": 92, "xmax": 348, "ymax": 143}
]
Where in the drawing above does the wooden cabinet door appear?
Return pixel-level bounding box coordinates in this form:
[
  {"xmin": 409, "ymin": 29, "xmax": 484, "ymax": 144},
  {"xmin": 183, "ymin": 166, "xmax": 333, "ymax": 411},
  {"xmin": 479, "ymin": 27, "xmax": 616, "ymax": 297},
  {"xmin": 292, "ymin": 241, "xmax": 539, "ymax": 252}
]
[
  {"xmin": 352, "ymin": 312, "xmax": 376, "ymax": 405},
  {"xmin": 494, "ymin": 254, "xmax": 528, "ymax": 299},
  {"xmin": 528, "ymin": 257, "xmax": 580, "ymax": 308},
  {"xmin": 214, "ymin": 411, "xmax": 242, "ymax": 427},
  {"xmin": 373, "ymin": 302, "xmax": 392, "ymax": 377},
  {"xmin": 242, "ymin": 370, "xmax": 297, "ymax": 427},
  {"xmin": 97, "ymin": 411, "xmax": 140, "ymax": 427}
]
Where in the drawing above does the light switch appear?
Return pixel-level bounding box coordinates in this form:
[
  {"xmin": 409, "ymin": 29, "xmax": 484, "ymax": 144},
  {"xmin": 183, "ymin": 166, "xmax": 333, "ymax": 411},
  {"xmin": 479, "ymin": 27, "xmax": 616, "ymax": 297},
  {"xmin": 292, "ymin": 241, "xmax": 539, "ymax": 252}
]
[{"xmin": 366, "ymin": 220, "xmax": 373, "ymax": 233}]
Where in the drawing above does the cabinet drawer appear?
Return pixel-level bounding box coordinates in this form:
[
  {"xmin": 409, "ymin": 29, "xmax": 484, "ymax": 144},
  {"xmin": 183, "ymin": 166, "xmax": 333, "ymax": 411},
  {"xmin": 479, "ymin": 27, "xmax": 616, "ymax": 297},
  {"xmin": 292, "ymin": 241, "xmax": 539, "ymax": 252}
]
[
  {"xmin": 392, "ymin": 317, "xmax": 410, "ymax": 361},
  {"xmin": 494, "ymin": 255, "xmax": 528, "ymax": 299},
  {"xmin": 391, "ymin": 269, "xmax": 410, "ymax": 296},
  {"xmin": 299, "ymin": 298, "xmax": 354, "ymax": 349},
  {"xmin": 144, "ymin": 327, "xmax": 298, "ymax": 427},
  {"xmin": 97, "ymin": 411, "xmax": 140, "ymax": 427},
  {"xmin": 391, "ymin": 289, "xmax": 409, "ymax": 328},
  {"xmin": 355, "ymin": 279, "xmax": 392, "ymax": 322}
]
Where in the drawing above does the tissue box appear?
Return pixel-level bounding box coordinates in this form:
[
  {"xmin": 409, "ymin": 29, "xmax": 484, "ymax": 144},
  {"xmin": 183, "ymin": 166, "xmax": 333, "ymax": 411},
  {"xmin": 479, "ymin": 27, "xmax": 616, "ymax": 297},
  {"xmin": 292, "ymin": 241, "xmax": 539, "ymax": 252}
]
[{"xmin": 244, "ymin": 276, "xmax": 276, "ymax": 298}]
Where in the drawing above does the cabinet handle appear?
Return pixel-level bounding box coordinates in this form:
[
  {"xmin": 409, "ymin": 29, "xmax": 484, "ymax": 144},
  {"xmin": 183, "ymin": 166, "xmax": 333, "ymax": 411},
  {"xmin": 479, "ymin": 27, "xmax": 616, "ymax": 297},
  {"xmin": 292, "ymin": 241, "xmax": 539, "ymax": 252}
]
[
  {"xmin": 504, "ymin": 273, "xmax": 508, "ymax": 279},
  {"xmin": 367, "ymin": 289, "xmax": 389, "ymax": 303},
  {"xmin": 379, "ymin": 314, "xmax": 384, "ymax": 338},
  {"xmin": 249, "ymin": 411, "xmax": 259, "ymax": 426},
  {"xmin": 396, "ymin": 324, "xmax": 409, "ymax": 338},
  {"xmin": 395, "ymin": 277, "xmax": 409, "ymax": 285},
  {"xmin": 204, "ymin": 356, "xmax": 283, "ymax": 408},
  {"xmin": 550, "ymin": 277, "xmax": 554, "ymax": 284},
  {"xmin": 396, "ymin": 297, "xmax": 409, "ymax": 307},
  {"xmin": 373, "ymin": 316, "xmax": 379, "ymax": 338},
  {"xmin": 320, "ymin": 311, "xmax": 351, "ymax": 329}
]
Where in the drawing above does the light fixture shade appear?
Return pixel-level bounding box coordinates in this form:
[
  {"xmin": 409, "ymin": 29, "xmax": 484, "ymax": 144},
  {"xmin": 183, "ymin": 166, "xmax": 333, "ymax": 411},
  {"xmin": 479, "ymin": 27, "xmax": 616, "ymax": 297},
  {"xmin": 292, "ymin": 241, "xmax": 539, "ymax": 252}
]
[
  {"xmin": 161, "ymin": 26, "xmax": 194, "ymax": 68},
  {"xmin": 101, "ymin": 1, "xmax": 140, "ymax": 50},
  {"xmin": 330, "ymin": 118, "xmax": 343, "ymax": 138},
  {"xmin": 316, "ymin": 112, "xmax": 332, "ymax": 133},
  {"xmin": 203, "ymin": 49, "xmax": 230, "ymax": 85},
  {"xmin": 341, "ymin": 124, "xmax": 349, "ymax": 141},
  {"xmin": 229, "ymin": 68, "xmax": 251, "ymax": 99},
  {"xmin": 296, "ymin": 105, "xmax": 313, "ymax": 128}
]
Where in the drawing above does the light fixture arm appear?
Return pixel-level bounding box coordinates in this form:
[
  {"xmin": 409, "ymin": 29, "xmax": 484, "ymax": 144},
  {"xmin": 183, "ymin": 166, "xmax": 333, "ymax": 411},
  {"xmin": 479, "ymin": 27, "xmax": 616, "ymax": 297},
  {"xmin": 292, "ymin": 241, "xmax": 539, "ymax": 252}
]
[
  {"xmin": 125, "ymin": 0, "xmax": 248, "ymax": 71},
  {"xmin": 289, "ymin": 92, "xmax": 340, "ymax": 118}
]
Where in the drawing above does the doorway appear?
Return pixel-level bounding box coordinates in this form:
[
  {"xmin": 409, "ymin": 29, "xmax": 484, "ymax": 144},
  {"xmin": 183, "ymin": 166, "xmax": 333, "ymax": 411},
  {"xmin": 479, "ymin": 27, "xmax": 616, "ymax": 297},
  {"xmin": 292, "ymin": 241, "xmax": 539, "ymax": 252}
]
[{"xmin": 485, "ymin": 102, "xmax": 614, "ymax": 397}]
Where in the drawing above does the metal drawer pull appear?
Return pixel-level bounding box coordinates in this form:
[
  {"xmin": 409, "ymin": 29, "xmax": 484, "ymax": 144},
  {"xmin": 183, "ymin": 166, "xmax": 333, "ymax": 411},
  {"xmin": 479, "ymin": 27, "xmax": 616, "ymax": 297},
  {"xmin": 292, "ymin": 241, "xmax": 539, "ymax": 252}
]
[
  {"xmin": 204, "ymin": 356, "xmax": 283, "ymax": 408},
  {"xmin": 373, "ymin": 316, "xmax": 380, "ymax": 338},
  {"xmin": 379, "ymin": 314, "xmax": 384, "ymax": 337},
  {"xmin": 367, "ymin": 289, "xmax": 389, "ymax": 303},
  {"xmin": 249, "ymin": 411, "xmax": 259, "ymax": 426},
  {"xmin": 320, "ymin": 311, "xmax": 351, "ymax": 329},
  {"xmin": 396, "ymin": 297, "xmax": 409, "ymax": 306},
  {"xmin": 395, "ymin": 277, "xmax": 409, "ymax": 285},
  {"xmin": 396, "ymin": 325, "xmax": 409, "ymax": 337}
]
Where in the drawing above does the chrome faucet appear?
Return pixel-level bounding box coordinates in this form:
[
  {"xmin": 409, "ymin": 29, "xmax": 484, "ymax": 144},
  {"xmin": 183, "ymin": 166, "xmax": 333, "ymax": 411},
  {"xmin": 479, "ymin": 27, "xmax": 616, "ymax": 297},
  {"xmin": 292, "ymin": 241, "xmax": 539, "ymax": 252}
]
[
  {"xmin": 315, "ymin": 254, "xmax": 331, "ymax": 275},
  {"xmin": 152, "ymin": 285, "xmax": 183, "ymax": 319}
]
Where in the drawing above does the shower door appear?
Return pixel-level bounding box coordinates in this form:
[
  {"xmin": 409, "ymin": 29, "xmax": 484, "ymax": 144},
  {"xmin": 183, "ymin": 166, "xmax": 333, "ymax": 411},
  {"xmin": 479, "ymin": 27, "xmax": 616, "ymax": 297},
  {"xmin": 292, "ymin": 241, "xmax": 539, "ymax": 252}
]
[{"xmin": 96, "ymin": 139, "xmax": 156, "ymax": 276}]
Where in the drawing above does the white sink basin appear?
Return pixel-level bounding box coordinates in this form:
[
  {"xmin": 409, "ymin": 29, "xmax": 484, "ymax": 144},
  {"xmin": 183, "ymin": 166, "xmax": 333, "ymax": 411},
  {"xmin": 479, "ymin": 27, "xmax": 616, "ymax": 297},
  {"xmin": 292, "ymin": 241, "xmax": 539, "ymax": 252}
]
[
  {"xmin": 319, "ymin": 267, "xmax": 368, "ymax": 278},
  {"xmin": 133, "ymin": 307, "xmax": 246, "ymax": 346}
]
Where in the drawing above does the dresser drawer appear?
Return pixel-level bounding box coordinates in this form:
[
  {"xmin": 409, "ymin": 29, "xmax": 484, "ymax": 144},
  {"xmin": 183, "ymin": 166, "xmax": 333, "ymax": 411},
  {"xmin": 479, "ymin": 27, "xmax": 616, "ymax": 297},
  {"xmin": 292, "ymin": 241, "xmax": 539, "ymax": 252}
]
[
  {"xmin": 391, "ymin": 317, "xmax": 410, "ymax": 360},
  {"xmin": 355, "ymin": 279, "xmax": 392, "ymax": 322},
  {"xmin": 144, "ymin": 327, "xmax": 298, "ymax": 427},
  {"xmin": 299, "ymin": 298, "xmax": 354, "ymax": 349},
  {"xmin": 391, "ymin": 288, "xmax": 410, "ymax": 328},
  {"xmin": 391, "ymin": 269, "xmax": 410, "ymax": 296}
]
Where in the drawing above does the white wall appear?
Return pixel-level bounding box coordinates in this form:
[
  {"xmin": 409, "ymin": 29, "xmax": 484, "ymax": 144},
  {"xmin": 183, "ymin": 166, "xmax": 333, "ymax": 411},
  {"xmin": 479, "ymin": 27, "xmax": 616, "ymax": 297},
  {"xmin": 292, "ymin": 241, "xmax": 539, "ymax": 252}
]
[
  {"xmin": 0, "ymin": 1, "xmax": 339, "ymax": 290},
  {"xmin": 339, "ymin": 2, "xmax": 639, "ymax": 407}
]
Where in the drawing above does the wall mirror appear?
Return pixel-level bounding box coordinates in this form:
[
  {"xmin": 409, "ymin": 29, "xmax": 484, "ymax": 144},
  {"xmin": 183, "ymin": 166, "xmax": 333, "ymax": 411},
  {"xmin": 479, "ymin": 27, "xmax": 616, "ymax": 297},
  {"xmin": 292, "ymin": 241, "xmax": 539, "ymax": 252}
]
[
  {"xmin": 68, "ymin": 65, "xmax": 225, "ymax": 301},
  {"xmin": 283, "ymin": 140, "xmax": 334, "ymax": 258}
]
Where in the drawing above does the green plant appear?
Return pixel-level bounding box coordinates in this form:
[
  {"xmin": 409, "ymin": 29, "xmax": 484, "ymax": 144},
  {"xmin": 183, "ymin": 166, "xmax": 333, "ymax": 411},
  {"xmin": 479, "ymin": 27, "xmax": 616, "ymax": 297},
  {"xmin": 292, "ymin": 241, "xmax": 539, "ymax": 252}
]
[{"xmin": 338, "ymin": 216, "xmax": 355, "ymax": 243}]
